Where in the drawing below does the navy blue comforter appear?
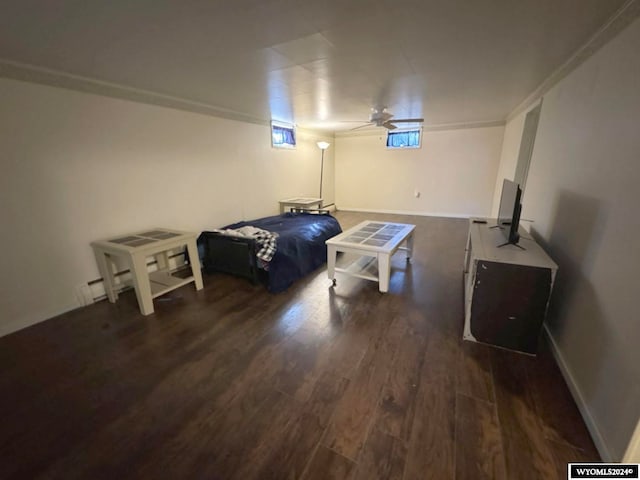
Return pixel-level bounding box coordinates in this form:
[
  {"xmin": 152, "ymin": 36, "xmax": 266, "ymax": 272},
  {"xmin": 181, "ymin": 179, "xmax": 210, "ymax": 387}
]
[{"xmin": 225, "ymin": 212, "xmax": 342, "ymax": 293}]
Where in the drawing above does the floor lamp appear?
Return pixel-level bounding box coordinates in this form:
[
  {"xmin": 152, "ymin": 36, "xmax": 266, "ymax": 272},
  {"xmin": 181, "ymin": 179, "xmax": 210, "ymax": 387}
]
[{"xmin": 317, "ymin": 141, "xmax": 330, "ymax": 208}]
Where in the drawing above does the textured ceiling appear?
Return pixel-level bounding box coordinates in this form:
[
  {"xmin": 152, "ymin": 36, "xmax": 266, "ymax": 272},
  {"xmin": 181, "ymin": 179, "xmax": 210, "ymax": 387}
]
[{"xmin": 0, "ymin": 0, "xmax": 629, "ymax": 130}]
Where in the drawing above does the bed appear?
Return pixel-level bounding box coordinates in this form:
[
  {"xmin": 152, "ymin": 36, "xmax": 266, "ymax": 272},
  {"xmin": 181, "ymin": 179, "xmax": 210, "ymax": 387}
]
[{"xmin": 197, "ymin": 211, "xmax": 342, "ymax": 292}]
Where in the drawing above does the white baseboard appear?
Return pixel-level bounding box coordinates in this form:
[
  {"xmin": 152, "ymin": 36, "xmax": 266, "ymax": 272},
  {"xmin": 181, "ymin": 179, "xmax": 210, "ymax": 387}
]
[
  {"xmin": 336, "ymin": 206, "xmax": 477, "ymax": 219},
  {"xmin": 543, "ymin": 324, "xmax": 612, "ymax": 461},
  {"xmin": 323, "ymin": 204, "xmax": 337, "ymax": 213},
  {"xmin": 623, "ymin": 420, "xmax": 640, "ymax": 462}
]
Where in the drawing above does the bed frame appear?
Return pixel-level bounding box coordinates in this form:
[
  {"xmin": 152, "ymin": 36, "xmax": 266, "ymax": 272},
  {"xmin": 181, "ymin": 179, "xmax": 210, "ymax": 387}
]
[{"xmin": 198, "ymin": 232, "xmax": 262, "ymax": 284}]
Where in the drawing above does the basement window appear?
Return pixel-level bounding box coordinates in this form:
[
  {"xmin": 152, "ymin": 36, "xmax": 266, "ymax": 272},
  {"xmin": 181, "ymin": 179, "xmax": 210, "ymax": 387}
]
[
  {"xmin": 271, "ymin": 121, "xmax": 296, "ymax": 148},
  {"xmin": 387, "ymin": 128, "xmax": 422, "ymax": 149}
]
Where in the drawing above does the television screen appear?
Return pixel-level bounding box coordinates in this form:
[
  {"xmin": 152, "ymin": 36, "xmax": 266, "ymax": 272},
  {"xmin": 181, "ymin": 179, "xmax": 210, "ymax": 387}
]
[{"xmin": 496, "ymin": 179, "xmax": 522, "ymax": 246}]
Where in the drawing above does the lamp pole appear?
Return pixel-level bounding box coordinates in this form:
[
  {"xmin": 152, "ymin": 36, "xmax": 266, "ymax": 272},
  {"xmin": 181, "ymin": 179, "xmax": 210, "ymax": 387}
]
[
  {"xmin": 319, "ymin": 147, "xmax": 325, "ymax": 200},
  {"xmin": 317, "ymin": 141, "xmax": 330, "ymax": 208}
]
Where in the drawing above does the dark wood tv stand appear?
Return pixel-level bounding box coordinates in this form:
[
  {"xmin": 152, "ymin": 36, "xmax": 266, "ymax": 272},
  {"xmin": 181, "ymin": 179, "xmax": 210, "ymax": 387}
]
[{"xmin": 463, "ymin": 219, "xmax": 558, "ymax": 354}]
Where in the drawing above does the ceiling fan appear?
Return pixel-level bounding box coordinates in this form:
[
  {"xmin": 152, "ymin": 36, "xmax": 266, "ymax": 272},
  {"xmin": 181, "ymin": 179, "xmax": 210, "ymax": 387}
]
[{"xmin": 351, "ymin": 108, "xmax": 424, "ymax": 131}]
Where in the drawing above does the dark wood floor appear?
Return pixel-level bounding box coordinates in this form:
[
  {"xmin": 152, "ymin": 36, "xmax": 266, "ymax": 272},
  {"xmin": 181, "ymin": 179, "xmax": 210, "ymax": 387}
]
[{"xmin": 0, "ymin": 211, "xmax": 598, "ymax": 479}]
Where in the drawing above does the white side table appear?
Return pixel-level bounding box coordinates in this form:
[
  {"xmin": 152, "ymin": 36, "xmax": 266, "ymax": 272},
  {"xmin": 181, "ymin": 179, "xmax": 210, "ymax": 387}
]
[
  {"xmin": 91, "ymin": 229, "xmax": 203, "ymax": 315},
  {"xmin": 279, "ymin": 197, "xmax": 323, "ymax": 214}
]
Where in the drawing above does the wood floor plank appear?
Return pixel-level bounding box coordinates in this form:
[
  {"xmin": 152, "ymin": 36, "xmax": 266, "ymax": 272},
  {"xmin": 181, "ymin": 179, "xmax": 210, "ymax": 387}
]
[
  {"xmin": 528, "ymin": 340, "xmax": 600, "ymax": 455},
  {"xmin": 403, "ymin": 333, "xmax": 457, "ymax": 480},
  {"xmin": 352, "ymin": 427, "xmax": 407, "ymax": 480},
  {"xmin": 41, "ymin": 349, "xmax": 276, "ymax": 479},
  {"xmin": 248, "ymin": 412, "xmax": 331, "ymax": 480},
  {"xmin": 491, "ymin": 349, "xmax": 544, "ymax": 441},
  {"xmin": 501, "ymin": 433, "xmax": 560, "ymax": 480},
  {"xmin": 547, "ymin": 438, "xmax": 597, "ymax": 479},
  {"xmin": 304, "ymin": 372, "xmax": 352, "ymax": 429},
  {"xmin": 301, "ymin": 446, "xmax": 356, "ymax": 480},
  {"xmin": 491, "ymin": 349, "xmax": 558, "ymax": 480},
  {"xmin": 419, "ymin": 327, "xmax": 460, "ymax": 386},
  {"xmin": 375, "ymin": 316, "xmax": 426, "ymax": 441},
  {"xmin": 274, "ymin": 300, "xmax": 372, "ymax": 400},
  {"xmin": 203, "ymin": 388, "xmax": 300, "ymax": 479},
  {"xmin": 126, "ymin": 332, "xmax": 307, "ymax": 478},
  {"xmin": 321, "ymin": 315, "xmax": 405, "ymax": 460},
  {"xmin": 132, "ymin": 380, "xmax": 277, "ymax": 479},
  {"xmin": 455, "ymin": 393, "xmax": 507, "ymax": 480},
  {"xmin": 403, "ymin": 381, "xmax": 456, "ymax": 480},
  {"xmin": 239, "ymin": 372, "xmax": 350, "ymax": 480},
  {"xmin": 457, "ymin": 341, "xmax": 495, "ymax": 403}
]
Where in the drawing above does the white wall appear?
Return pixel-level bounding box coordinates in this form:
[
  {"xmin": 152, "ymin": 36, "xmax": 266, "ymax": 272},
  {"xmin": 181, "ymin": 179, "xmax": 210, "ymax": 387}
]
[
  {"xmin": 490, "ymin": 110, "xmax": 527, "ymax": 216},
  {"xmin": 335, "ymin": 126, "xmax": 504, "ymax": 217},
  {"xmin": 494, "ymin": 18, "xmax": 640, "ymax": 461},
  {"xmin": 0, "ymin": 77, "xmax": 334, "ymax": 336}
]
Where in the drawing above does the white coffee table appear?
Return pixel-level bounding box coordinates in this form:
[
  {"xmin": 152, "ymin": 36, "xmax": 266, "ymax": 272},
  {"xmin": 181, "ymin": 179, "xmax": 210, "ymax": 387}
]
[
  {"xmin": 91, "ymin": 228, "xmax": 203, "ymax": 315},
  {"xmin": 326, "ymin": 220, "xmax": 415, "ymax": 292}
]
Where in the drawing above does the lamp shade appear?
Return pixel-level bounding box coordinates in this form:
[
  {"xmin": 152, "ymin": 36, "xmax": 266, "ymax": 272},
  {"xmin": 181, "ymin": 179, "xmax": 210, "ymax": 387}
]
[{"xmin": 317, "ymin": 141, "xmax": 330, "ymax": 150}]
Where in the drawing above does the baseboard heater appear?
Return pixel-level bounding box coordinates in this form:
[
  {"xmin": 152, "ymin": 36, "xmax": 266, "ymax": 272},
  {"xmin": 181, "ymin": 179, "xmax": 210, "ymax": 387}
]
[{"xmin": 88, "ymin": 250, "xmax": 188, "ymax": 302}]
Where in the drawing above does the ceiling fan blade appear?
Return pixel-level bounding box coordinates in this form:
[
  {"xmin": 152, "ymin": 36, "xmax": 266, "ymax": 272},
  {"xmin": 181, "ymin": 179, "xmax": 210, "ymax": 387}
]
[
  {"xmin": 350, "ymin": 122, "xmax": 375, "ymax": 131},
  {"xmin": 347, "ymin": 109, "xmax": 422, "ymax": 131},
  {"xmin": 389, "ymin": 118, "xmax": 424, "ymax": 123},
  {"xmin": 370, "ymin": 111, "xmax": 394, "ymax": 123}
]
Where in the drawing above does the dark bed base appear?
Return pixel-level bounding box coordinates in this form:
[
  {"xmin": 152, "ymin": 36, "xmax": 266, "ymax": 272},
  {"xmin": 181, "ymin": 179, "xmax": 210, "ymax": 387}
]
[{"xmin": 198, "ymin": 233, "xmax": 264, "ymax": 284}]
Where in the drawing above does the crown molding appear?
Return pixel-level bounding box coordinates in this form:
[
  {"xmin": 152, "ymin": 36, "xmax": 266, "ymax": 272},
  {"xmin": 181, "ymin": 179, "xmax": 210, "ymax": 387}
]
[
  {"xmin": 0, "ymin": 59, "xmax": 336, "ymax": 138},
  {"xmin": 507, "ymin": 0, "xmax": 640, "ymax": 121},
  {"xmin": 0, "ymin": 59, "xmax": 272, "ymax": 126}
]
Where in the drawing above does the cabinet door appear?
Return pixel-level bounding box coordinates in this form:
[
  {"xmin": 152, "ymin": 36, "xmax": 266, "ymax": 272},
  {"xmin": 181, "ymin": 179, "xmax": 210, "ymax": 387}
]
[{"xmin": 470, "ymin": 260, "xmax": 552, "ymax": 354}]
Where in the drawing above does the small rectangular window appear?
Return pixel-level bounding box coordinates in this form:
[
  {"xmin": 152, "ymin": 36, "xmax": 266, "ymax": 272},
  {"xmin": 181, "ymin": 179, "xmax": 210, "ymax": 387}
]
[
  {"xmin": 386, "ymin": 128, "xmax": 422, "ymax": 149},
  {"xmin": 271, "ymin": 121, "xmax": 296, "ymax": 148}
]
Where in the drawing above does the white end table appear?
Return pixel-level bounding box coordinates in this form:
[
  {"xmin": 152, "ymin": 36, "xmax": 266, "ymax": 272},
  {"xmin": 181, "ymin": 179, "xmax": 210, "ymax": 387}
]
[
  {"xmin": 279, "ymin": 197, "xmax": 323, "ymax": 214},
  {"xmin": 326, "ymin": 220, "xmax": 415, "ymax": 293},
  {"xmin": 91, "ymin": 228, "xmax": 203, "ymax": 315}
]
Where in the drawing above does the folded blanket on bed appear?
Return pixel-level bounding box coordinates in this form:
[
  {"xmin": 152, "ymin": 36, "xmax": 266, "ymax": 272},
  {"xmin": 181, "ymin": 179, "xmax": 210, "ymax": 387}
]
[{"xmin": 246, "ymin": 228, "xmax": 278, "ymax": 264}]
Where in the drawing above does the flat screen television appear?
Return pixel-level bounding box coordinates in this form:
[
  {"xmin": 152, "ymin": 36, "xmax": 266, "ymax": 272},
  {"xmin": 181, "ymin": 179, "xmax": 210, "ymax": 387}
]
[{"xmin": 496, "ymin": 179, "xmax": 523, "ymax": 248}]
